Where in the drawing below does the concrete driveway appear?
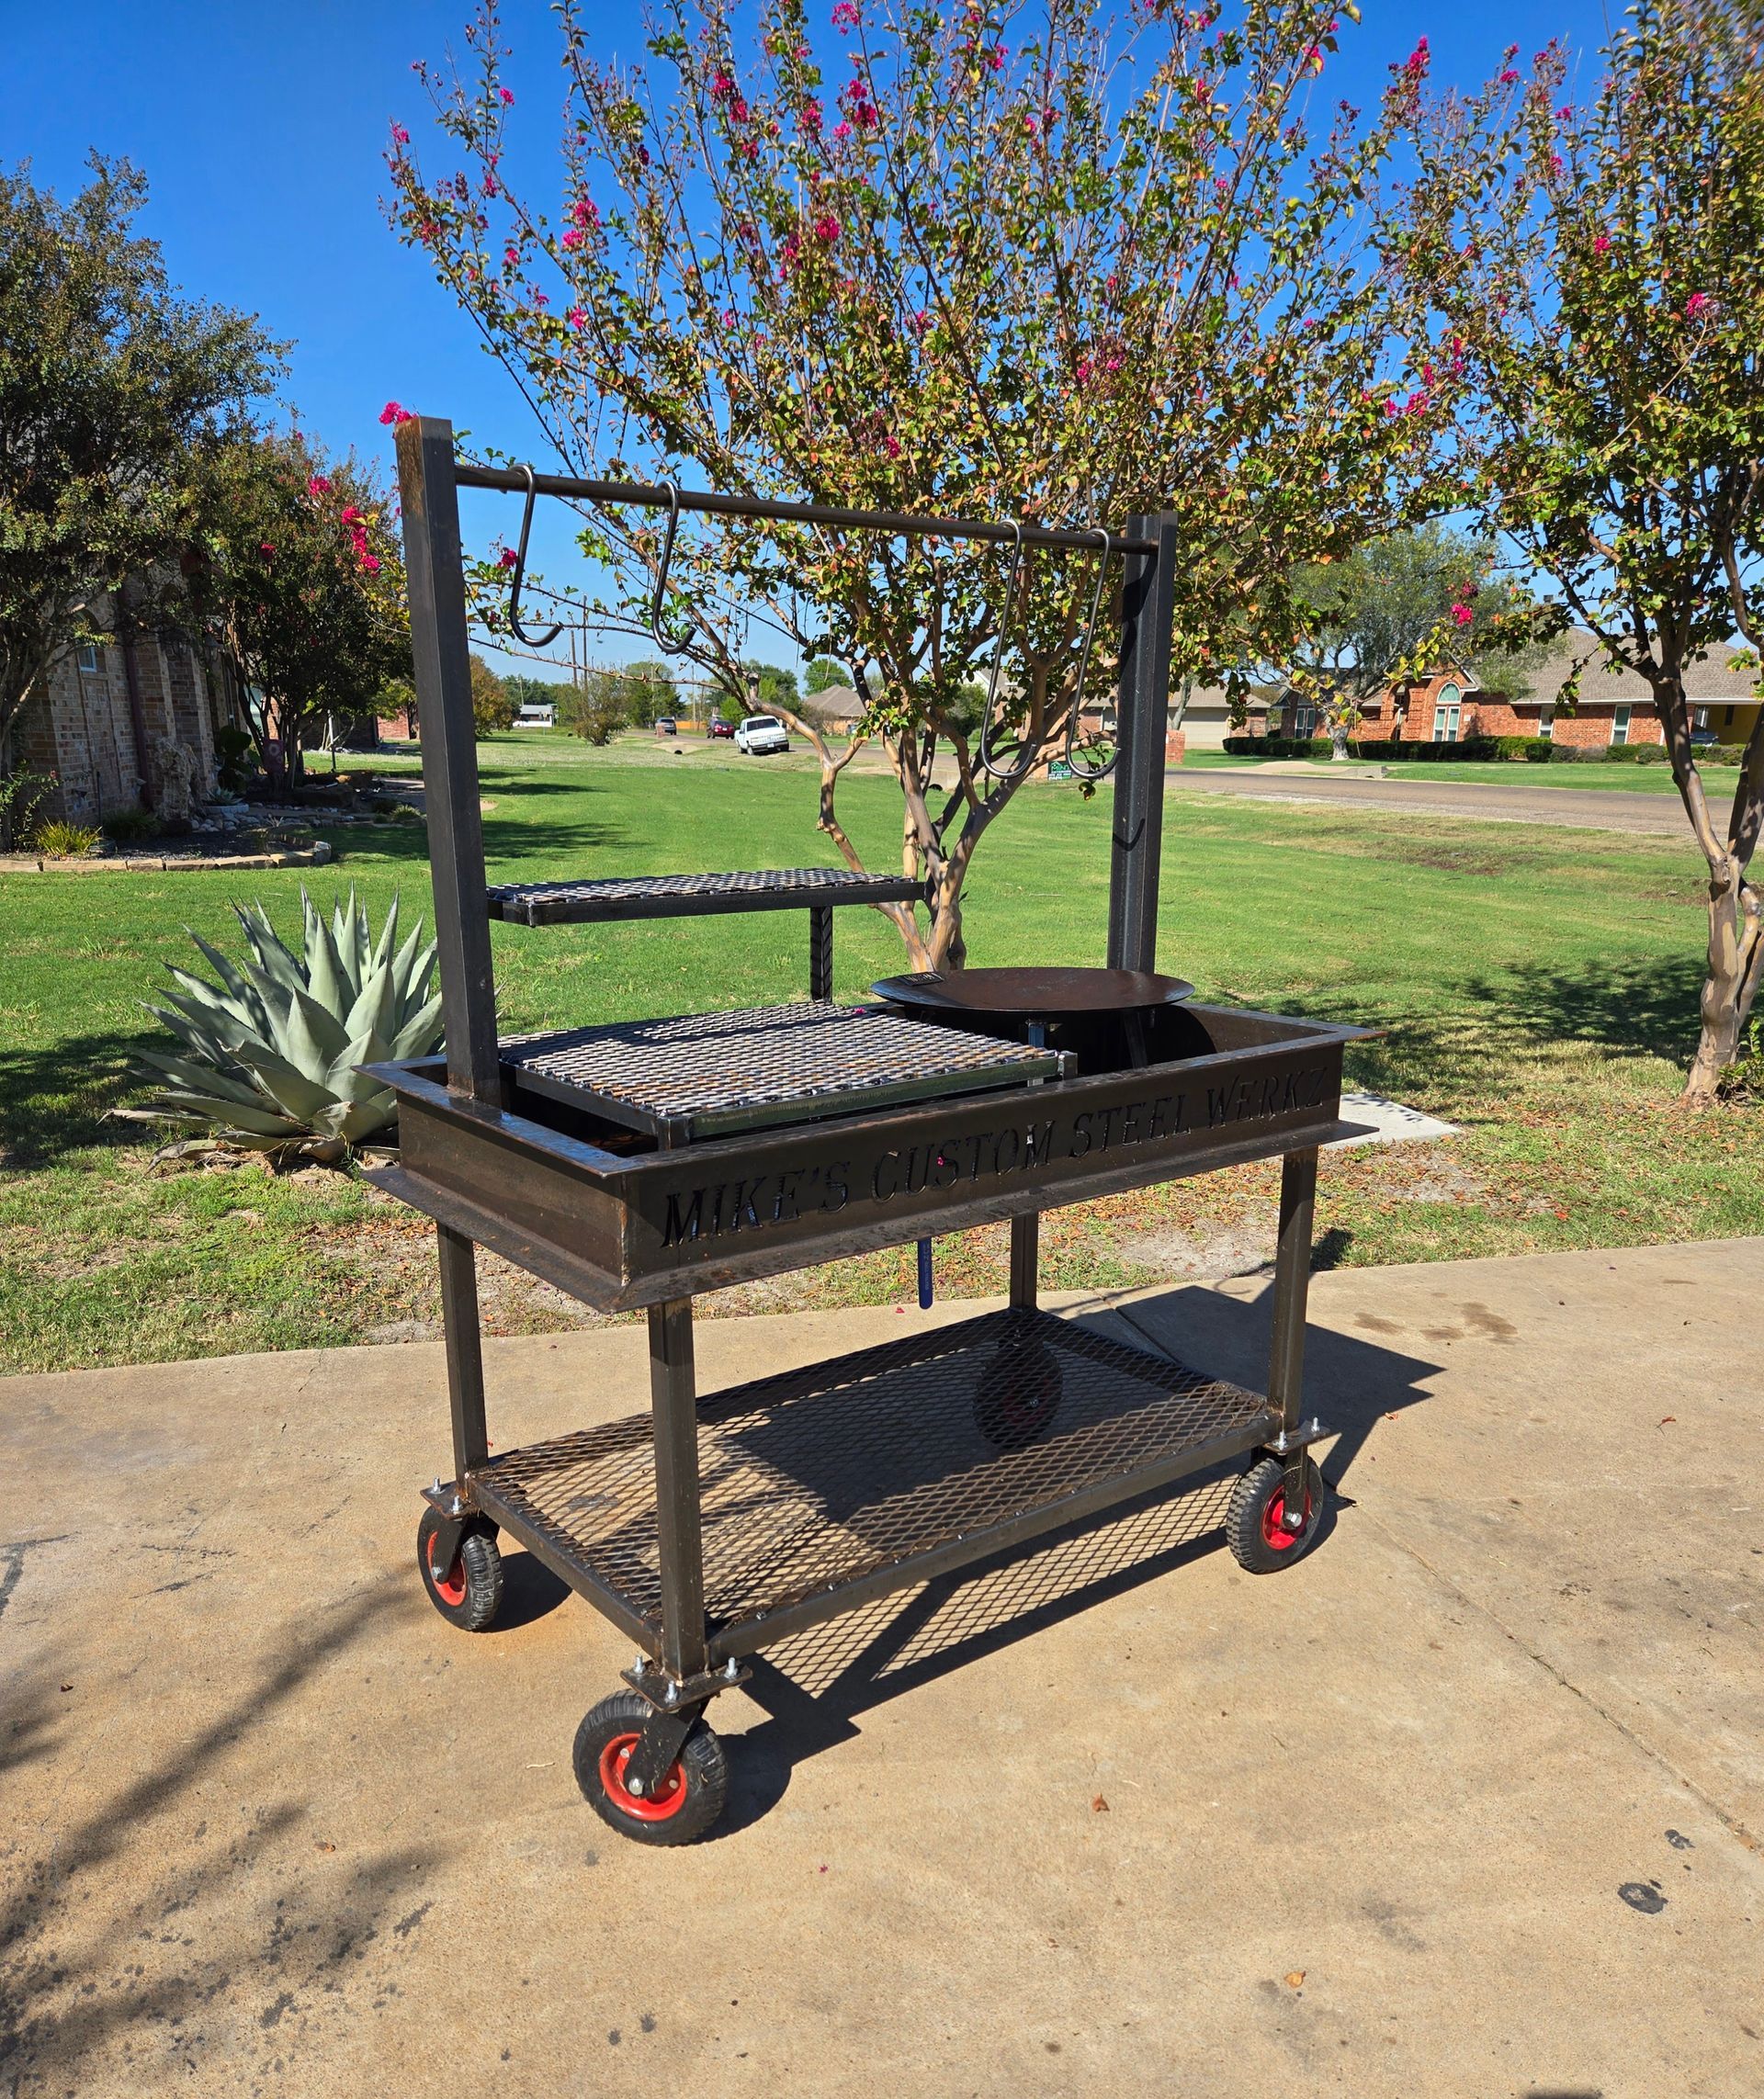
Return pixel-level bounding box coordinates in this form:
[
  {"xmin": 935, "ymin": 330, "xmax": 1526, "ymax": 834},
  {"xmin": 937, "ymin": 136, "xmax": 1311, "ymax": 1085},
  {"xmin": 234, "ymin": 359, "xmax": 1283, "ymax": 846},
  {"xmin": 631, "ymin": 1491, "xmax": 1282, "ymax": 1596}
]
[
  {"xmin": 3, "ymin": 1240, "xmax": 1760, "ymax": 2096},
  {"xmin": 1167, "ymin": 764, "xmax": 1695, "ymax": 837}
]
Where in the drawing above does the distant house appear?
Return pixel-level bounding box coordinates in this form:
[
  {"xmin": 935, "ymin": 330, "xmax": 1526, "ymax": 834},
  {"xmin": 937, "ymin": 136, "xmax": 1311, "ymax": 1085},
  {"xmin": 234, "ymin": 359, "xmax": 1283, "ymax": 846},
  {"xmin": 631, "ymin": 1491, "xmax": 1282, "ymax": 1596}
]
[
  {"xmin": 796, "ymin": 684, "xmax": 866, "ymax": 736},
  {"xmin": 1272, "ymin": 632, "xmax": 1760, "ymax": 750},
  {"xmin": 6, "ymin": 615, "xmax": 246, "ymax": 825},
  {"xmin": 513, "ymin": 702, "xmax": 556, "ymax": 729}
]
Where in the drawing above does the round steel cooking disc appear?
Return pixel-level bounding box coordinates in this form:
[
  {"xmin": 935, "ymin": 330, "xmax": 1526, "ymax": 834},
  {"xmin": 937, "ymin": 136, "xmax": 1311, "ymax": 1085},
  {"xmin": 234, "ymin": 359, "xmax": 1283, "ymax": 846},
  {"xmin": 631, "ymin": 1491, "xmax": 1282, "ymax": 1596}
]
[{"xmin": 870, "ymin": 966, "xmax": 1195, "ymax": 1015}]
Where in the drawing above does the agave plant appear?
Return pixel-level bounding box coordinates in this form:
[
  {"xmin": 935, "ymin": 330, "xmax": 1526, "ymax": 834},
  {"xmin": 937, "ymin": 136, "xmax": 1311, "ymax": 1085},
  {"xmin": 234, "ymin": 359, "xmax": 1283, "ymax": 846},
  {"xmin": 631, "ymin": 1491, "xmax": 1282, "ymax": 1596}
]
[{"xmin": 119, "ymin": 889, "xmax": 443, "ymax": 1164}]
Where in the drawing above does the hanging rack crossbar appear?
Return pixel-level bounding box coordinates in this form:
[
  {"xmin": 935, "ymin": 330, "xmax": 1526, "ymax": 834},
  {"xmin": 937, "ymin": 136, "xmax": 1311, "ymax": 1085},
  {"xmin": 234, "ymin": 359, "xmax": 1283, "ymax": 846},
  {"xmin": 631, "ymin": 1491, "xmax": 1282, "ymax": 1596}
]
[{"xmin": 454, "ymin": 458, "xmax": 1155, "ymax": 557}]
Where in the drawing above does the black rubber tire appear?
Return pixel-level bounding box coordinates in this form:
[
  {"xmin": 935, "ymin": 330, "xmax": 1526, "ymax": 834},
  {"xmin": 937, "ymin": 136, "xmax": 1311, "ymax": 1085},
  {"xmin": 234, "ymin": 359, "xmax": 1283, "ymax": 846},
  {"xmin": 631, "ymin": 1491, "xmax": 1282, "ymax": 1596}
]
[
  {"xmin": 416, "ymin": 1507, "xmax": 503, "ymax": 1631},
  {"xmin": 1226, "ymin": 1454, "xmax": 1325, "ymax": 1574},
  {"xmin": 573, "ymin": 1691, "xmax": 729, "ymax": 1847}
]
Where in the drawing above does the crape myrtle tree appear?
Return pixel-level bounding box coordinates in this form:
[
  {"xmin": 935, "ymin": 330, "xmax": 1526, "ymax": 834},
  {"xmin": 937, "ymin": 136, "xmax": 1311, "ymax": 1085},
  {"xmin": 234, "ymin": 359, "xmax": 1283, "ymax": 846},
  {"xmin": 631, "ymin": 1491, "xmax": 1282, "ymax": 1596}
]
[
  {"xmin": 1385, "ymin": 0, "xmax": 1764, "ymax": 1100},
  {"xmin": 387, "ymin": 0, "xmax": 1458, "ymax": 965},
  {"xmin": 206, "ymin": 432, "xmax": 410, "ymax": 783},
  {"xmin": 0, "ymin": 156, "xmax": 281, "ymax": 757}
]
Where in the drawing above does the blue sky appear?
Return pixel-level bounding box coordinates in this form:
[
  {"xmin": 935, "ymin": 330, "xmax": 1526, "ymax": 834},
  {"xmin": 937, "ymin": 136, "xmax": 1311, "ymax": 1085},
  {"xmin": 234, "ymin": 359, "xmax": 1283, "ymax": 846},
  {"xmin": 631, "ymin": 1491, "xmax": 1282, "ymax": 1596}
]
[{"xmin": 6, "ymin": 0, "xmax": 1610, "ymax": 677}]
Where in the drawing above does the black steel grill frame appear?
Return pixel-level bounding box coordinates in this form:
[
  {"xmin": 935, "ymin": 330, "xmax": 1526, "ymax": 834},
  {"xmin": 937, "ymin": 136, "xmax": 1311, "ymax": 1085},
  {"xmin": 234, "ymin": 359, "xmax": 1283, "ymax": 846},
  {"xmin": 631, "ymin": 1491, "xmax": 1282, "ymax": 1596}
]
[{"xmin": 490, "ymin": 865, "xmax": 921, "ymax": 927}]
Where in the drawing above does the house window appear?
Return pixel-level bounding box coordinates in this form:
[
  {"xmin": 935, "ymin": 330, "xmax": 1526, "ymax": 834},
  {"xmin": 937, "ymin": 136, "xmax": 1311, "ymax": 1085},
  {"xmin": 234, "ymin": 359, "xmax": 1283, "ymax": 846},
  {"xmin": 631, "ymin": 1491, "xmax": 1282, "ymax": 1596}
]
[
  {"xmin": 1726, "ymin": 705, "xmax": 1737, "ymax": 727},
  {"xmin": 1539, "ymin": 709, "xmax": 1554, "ymax": 741},
  {"xmin": 1293, "ymin": 703, "xmax": 1317, "ymax": 738},
  {"xmin": 1612, "ymin": 703, "xmax": 1632, "ymax": 747},
  {"xmin": 1431, "ymin": 683, "xmax": 1463, "ymax": 743},
  {"xmin": 76, "ymin": 643, "xmax": 101, "ymax": 674}
]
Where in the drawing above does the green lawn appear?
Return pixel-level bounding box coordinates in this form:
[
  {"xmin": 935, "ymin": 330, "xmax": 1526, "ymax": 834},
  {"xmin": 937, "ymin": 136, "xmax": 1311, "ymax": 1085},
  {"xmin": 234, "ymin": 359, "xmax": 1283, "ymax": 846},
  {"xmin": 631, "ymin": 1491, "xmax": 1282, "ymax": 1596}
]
[
  {"xmin": 1, "ymin": 731, "xmax": 1757, "ymax": 1373},
  {"xmin": 1184, "ymin": 750, "xmax": 1746, "ymax": 793}
]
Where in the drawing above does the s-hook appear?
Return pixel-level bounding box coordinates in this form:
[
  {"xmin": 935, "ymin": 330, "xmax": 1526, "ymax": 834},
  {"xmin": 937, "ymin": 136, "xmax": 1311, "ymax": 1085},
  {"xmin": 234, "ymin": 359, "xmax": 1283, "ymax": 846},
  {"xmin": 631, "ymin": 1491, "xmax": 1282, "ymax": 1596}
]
[
  {"xmin": 1061, "ymin": 528, "xmax": 1119, "ymax": 784},
  {"xmin": 976, "ymin": 519, "xmax": 1035, "ymax": 784},
  {"xmin": 650, "ymin": 480, "xmax": 697, "ymax": 657},
  {"xmin": 505, "ymin": 464, "xmax": 563, "ymax": 649}
]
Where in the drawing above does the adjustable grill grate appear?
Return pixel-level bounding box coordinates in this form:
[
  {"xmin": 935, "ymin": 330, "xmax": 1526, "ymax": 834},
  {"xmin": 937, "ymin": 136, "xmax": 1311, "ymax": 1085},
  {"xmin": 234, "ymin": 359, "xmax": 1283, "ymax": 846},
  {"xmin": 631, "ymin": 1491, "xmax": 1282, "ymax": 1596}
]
[
  {"xmin": 502, "ymin": 1001, "xmax": 1060, "ymax": 1139},
  {"xmin": 473, "ymin": 1308, "xmax": 1272, "ymax": 1649}
]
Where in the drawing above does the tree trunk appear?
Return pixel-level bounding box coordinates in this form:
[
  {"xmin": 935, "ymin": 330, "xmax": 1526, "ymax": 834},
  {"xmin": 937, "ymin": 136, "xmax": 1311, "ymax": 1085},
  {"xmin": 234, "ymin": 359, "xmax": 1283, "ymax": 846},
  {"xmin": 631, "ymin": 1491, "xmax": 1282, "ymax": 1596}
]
[
  {"xmin": 1330, "ymin": 724, "xmax": 1350, "ymax": 762},
  {"xmin": 1684, "ymin": 853, "xmax": 1763, "ymax": 1102}
]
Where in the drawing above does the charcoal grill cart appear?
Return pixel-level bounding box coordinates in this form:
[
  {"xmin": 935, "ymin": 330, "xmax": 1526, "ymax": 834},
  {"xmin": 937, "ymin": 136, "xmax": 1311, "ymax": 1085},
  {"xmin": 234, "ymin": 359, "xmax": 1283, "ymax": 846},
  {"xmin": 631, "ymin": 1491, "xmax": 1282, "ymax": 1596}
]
[{"xmin": 374, "ymin": 418, "xmax": 1370, "ymax": 1845}]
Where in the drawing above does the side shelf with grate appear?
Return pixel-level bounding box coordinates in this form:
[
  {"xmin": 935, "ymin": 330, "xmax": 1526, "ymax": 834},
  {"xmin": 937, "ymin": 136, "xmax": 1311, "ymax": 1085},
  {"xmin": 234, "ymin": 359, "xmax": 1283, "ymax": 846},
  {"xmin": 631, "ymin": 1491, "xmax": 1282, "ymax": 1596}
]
[
  {"xmin": 488, "ymin": 866, "xmax": 922, "ymax": 927},
  {"xmin": 465, "ymin": 1306, "xmax": 1276, "ymax": 1664}
]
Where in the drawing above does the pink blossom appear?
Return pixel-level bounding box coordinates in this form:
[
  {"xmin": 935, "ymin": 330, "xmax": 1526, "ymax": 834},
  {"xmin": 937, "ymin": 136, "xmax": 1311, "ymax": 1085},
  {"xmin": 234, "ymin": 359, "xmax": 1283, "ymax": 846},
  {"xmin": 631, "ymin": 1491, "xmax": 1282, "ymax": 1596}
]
[
  {"xmin": 529, "ymin": 287, "xmax": 548, "ymax": 308},
  {"xmin": 729, "ymin": 95, "xmax": 750, "ymax": 123},
  {"xmin": 1451, "ymin": 602, "xmax": 1474, "ymax": 626},
  {"xmin": 1075, "ymin": 356, "xmax": 1093, "ymax": 385},
  {"xmin": 562, "ymin": 228, "xmax": 583, "ymax": 251},
  {"xmin": 1593, "ymin": 233, "xmax": 1611, "ymax": 255},
  {"xmin": 710, "ymin": 70, "xmax": 735, "ymax": 100},
  {"xmin": 379, "ymin": 402, "xmax": 414, "ymax": 427},
  {"xmin": 813, "ymin": 212, "xmax": 841, "ymax": 243},
  {"xmin": 1548, "ymin": 152, "xmax": 1564, "ymax": 174},
  {"xmin": 831, "ymin": 0, "xmax": 860, "ymax": 29},
  {"xmin": 390, "ymin": 123, "xmax": 411, "ymax": 145},
  {"xmin": 308, "ymin": 474, "xmax": 333, "ymax": 497},
  {"xmin": 1685, "ymin": 291, "xmax": 1712, "ymax": 319},
  {"xmin": 1499, "ymin": 68, "xmax": 1519, "ymax": 84},
  {"xmin": 259, "ymin": 542, "xmax": 276, "ymax": 557},
  {"xmin": 989, "ymin": 43, "xmax": 1006, "ymax": 71},
  {"xmin": 573, "ymin": 197, "xmax": 600, "ymax": 227},
  {"xmin": 800, "ymin": 97, "xmax": 823, "ymax": 132},
  {"xmin": 568, "ymin": 305, "xmax": 587, "ymax": 330},
  {"xmin": 1556, "ymin": 105, "xmax": 1573, "ymax": 119},
  {"xmin": 360, "ymin": 554, "xmax": 381, "ymax": 574},
  {"xmin": 500, "ymin": 548, "xmax": 520, "ymax": 570},
  {"xmin": 1403, "ymin": 36, "xmax": 1430, "ymax": 76},
  {"xmin": 498, "ymin": 86, "xmax": 514, "ymax": 106},
  {"xmin": 882, "ymin": 434, "xmax": 902, "ymax": 457},
  {"xmin": 831, "ymin": 119, "xmax": 853, "ymax": 141},
  {"xmin": 341, "ymin": 505, "xmax": 362, "ymax": 524}
]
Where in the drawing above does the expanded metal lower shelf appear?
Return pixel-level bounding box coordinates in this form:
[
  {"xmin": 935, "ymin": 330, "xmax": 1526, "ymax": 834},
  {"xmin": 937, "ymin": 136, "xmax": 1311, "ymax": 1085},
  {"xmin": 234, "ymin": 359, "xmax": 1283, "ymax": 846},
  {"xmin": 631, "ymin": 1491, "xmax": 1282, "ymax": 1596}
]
[{"xmin": 468, "ymin": 1306, "xmax": 1276, "ymax": 1661}]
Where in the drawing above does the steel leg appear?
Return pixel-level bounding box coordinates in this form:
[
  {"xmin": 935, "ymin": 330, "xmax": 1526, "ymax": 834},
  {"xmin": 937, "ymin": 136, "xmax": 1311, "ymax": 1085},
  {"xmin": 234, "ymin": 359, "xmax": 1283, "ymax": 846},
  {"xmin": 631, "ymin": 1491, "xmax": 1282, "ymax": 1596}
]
[
  {"xmin": 808, "ymin": 904, "xmax": 834, "ymax": 1000},
  {"xmin": 1010, "ymin": 1212, "xmax": 1039, "ymax": 1310},
  {"xmin": 436, "ymin": 1223, "xmax": 490, "ymax": 1477},
  {"xmin": 649, "ymin": 1297, "xmax": 709, "ymax": 1679},
  {"xmin": 1268, "ymin": 1149, "xmax": 1317, "ymax": 1529}
]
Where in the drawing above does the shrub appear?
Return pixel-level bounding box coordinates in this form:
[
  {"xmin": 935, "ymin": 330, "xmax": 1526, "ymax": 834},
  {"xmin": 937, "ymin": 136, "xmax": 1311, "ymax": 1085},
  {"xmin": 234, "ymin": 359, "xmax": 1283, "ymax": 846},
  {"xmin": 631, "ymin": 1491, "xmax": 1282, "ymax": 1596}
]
[
  {"xmin": 1492, "ymin": 735, "xmax": 1550, "ymax": 761},
  {"xmin": 103, "ymin": 807, "xmax": 161, "ymax": 842},
  {"xmin": 213, "ymin": 724, "xmax": 257, "ymax": 796},
  {"xmin": 34, "ymin": 820, "xmax": 102, "ymax": 857},
  {"xmin": 115, "ymin": 890, "xmax": 443, "ymax": 1166}
]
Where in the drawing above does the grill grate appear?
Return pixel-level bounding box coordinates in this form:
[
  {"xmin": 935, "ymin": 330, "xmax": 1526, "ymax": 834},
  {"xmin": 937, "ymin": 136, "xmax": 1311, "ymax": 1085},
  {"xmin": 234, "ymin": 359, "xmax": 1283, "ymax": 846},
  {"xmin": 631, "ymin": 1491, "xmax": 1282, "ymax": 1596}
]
[
  {"xmin": 474, "ymin": 1308, "xmax": 1272, "ymax": 1648},
  {"xmin": 489, "ymin": 866, "xmax": 920, "ymax": 926},
  {"xmin": 502, "ymin": 1000, "xmax": 1060, "ymax": 1139}
]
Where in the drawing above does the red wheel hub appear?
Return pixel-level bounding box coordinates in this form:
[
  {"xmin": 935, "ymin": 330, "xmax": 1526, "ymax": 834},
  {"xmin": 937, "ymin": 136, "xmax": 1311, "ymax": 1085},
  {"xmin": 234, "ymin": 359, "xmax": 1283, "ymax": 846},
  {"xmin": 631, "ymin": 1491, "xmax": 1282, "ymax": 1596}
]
[
  {"xmin": 1261, "ymin": 1484, "xmax": 1312, "ymax": 1552},
  {"xmin": 427, "ymin": 1532, "xmax": 468, "ymax": 1606},
  {"xmin": 598, "ymin": 1732, "xmax": 689, "ymax": 1822}
]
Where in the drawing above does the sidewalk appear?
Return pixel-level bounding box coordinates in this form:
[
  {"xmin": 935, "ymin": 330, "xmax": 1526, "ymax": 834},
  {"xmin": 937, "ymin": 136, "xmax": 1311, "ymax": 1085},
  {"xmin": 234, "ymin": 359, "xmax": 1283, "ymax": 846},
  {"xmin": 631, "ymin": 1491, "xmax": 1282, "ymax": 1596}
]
[{"xmin": 3, "ymin": 1240, "xmax": 1760, "ymax": 2096}]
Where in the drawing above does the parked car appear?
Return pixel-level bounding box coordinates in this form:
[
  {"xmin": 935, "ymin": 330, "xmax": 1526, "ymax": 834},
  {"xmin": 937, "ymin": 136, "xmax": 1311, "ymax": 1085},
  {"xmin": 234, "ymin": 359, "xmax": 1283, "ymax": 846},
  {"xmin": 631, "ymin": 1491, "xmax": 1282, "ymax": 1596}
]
[
  {"xmin": 653, "ymin": 717, "xmax": 678, "ymax": 738},
  {"xmin": 734, "ymin": 713, "xmax": 790, "ymax": 755},
  {"xmin": 706, "ymin": 717, "xmax": 736, "ymax": 739}
]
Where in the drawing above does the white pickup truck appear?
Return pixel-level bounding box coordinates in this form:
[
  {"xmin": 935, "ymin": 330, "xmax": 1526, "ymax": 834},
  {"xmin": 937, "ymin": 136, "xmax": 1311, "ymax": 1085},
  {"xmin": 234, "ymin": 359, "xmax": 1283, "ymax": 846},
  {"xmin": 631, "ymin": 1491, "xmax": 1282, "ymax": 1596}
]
[{"xmin": 733, "ymin": 713, "xmax": 790, "ymax": 755}]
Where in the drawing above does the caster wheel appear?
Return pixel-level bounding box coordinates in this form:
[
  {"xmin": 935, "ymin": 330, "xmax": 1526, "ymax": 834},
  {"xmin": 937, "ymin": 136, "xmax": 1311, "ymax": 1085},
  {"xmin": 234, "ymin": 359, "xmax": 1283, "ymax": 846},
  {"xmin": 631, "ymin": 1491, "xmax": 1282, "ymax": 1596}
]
[
  {"xmin": 573, "ymin": 1691, "xmax": 729, "ymax": 1847},
  {"xmin": 974, "ymin": 1338, "xmax": 1062, "ymax": 1450},
  {"xmin": 1227, "ymin": 1454, "xmax": 1324, "ymax": 1574},
  {"xmin": 417, "ymin": 1506, "xmax": 503, "ymax": 1631}
]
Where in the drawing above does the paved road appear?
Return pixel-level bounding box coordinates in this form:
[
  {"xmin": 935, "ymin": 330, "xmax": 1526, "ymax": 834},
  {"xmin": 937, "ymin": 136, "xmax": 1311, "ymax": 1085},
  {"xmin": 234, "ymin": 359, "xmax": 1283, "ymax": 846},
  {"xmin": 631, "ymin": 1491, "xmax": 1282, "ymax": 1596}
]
[{"xmin": 1168, "ymin": 762, "xmax": 1692, "ymax": 837}]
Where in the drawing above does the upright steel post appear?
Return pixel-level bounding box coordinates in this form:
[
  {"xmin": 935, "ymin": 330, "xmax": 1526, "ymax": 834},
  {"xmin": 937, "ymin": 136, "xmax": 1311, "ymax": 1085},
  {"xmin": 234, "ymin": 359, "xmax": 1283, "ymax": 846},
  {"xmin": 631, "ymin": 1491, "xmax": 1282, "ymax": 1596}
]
[
  {"xmin": 398, "ymin": 415, "xmax": 499, "ymax": 1484},
  {"xmin": 1106, "ymin": 513, "xmax": 1182, "ymax": 974},
  {"xmin": 648, "ymin": 1298, "xmax": 709, "ymax": 1679},
  {"xmin": 1009, "ymin": 1213, "xmax": 1038, "ymax": 1310},
  {"xmin": 1267, "ymin": 1147, "xmax": 1318, "ymax": 1432},
  {"xmin": 396, "ymin": 415, "xmax": 500, "ymax": 1104},
  {"xmin": 808, "ymin": 904, "xmax": 834, "ymax": 1000},
  {"xmin": 437, "ymin": 1222, "xmax": 491, "ymax": 1476}
]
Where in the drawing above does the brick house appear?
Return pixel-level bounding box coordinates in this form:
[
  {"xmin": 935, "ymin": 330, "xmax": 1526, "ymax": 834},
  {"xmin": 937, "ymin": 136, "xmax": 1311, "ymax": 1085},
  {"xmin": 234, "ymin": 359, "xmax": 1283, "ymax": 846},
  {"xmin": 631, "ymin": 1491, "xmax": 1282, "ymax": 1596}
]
[
  {"xmin": 4, "ymin": 611, "xmax": 246, "ymax": 825},
  {"xmin": 1274, "ymin": 631, "xmax": 1760, "ymax": 750}
]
